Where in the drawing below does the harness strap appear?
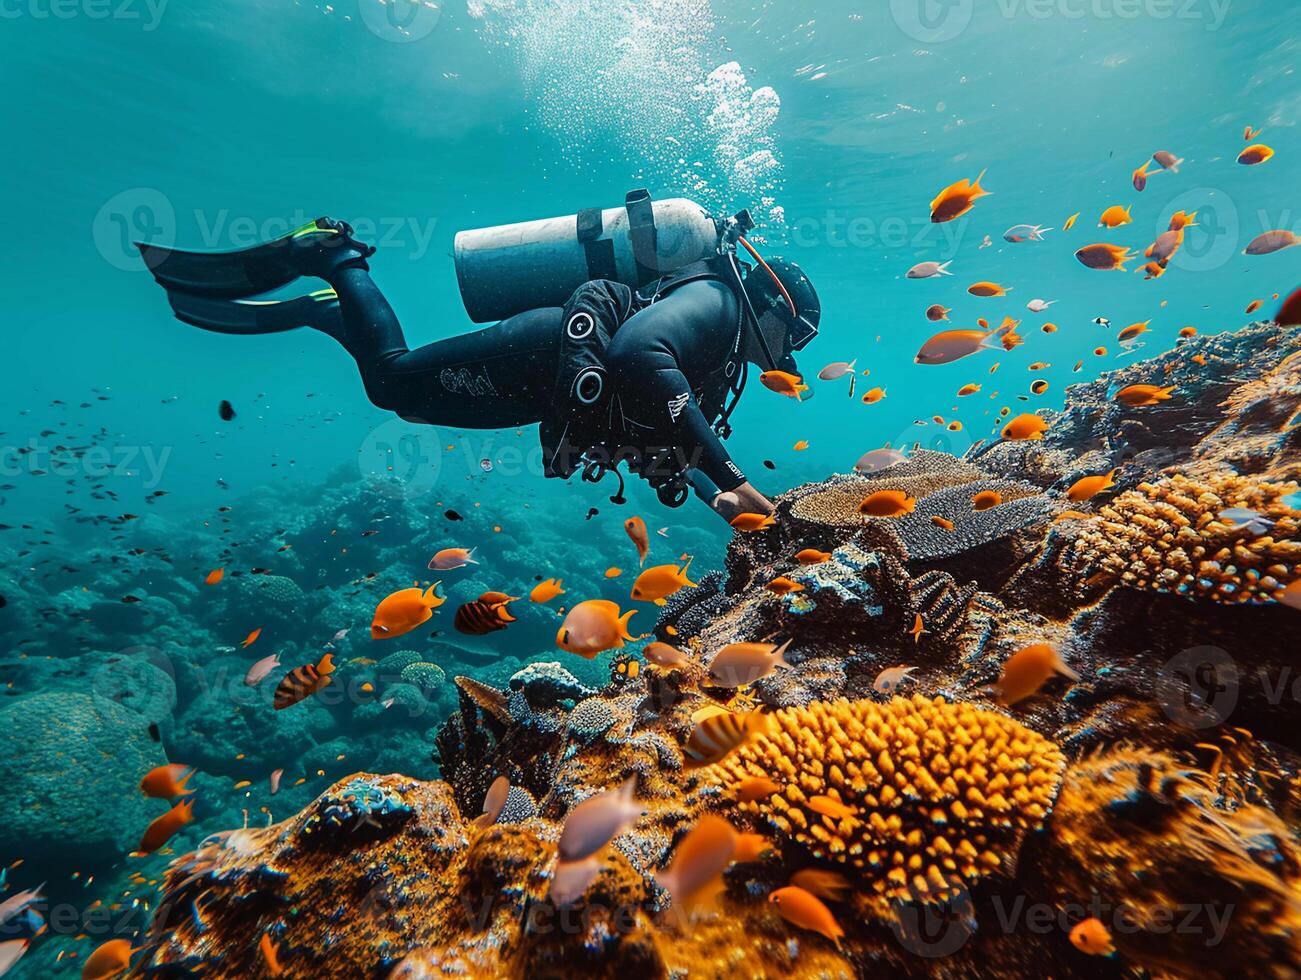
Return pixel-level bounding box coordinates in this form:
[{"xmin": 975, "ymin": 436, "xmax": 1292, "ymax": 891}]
[
  {"xmin": 577, "ymin": 207, "xmax": 617, "ymax": 282},
  {"xmin": 625, "ymin": 189, "xmax": 659, "ymax": 287}
]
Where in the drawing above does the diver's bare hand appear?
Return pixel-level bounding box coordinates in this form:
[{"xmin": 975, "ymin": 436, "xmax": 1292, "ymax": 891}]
[{"xmin": 710, "ymin": 482, "xmax": 775, "ymax": 523}]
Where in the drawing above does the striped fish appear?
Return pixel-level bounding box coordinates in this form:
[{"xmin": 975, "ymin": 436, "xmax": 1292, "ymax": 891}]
[
  {"xmin": 683, "ymin": 708, "xmax": 772, "ymax": 766},
  {"xmin": 274, "ymin": 652, "xmax": 336, "ymax": 710},
  {"xmin": 454, "ymin": 591, "xmax": 518, "ymax": 636}
]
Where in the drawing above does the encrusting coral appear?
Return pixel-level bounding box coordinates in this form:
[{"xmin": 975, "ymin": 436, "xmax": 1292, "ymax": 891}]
[
  {"xmin": 1065, "ymin": 470, "xmax": 1301, "ymax": 603},
  {"xmin": 710, "ymin": 695, "xmax": 1066, "ymax": 914}
]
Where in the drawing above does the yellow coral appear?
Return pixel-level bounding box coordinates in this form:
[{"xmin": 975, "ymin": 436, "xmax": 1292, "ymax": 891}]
[
  {"xmin": 1067, "ymin": 471, "xmax": 1301, "ymax": 603},
  {"xmin": 710, "ymin": 696, "xmax": 1066, "ymax": 908}
]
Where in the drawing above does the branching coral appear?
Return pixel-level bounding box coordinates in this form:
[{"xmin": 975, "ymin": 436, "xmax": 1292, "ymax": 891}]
[
  {"xmin": 710, "ymin": 696, "xmax": 1066, "ymax": 912},
  {"xmin": 1065, "ymin": 471, "xmax": 1301, "ymax": 603}
]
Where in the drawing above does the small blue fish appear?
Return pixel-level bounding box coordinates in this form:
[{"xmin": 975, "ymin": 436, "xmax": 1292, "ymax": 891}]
[{"xmin": 1003, "ymin": 223, "xmax": 1052, "ymax": 243}]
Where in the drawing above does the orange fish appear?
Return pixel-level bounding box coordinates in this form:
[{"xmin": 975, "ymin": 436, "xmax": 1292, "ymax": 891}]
[
  {"xmin": 957, "ymin": 383, "xmax": 981, "ymax": 396},
  {"xmin": 1097, "ymin": 204, "xmax": 1132, "ymax": 228},
  {"xmin": 1191, "ymin": 353, "xmax": 1207, "ymax": 366},
  {"xmin": 735, "ymin": 776, "xmax": 781, "ymax": 802},
  {"xmin": 759, "ymin": 370, "xmax": 809, "ymax": 400},
  {"xmin": 656, "ymin": 815, "xmax": 738, "ymax": 906},
  {"xmin": 794, "ymin": 548, "xmax": 831, "ymax": 565},
  {"xmin": 1002, "ymin": 413, "xmax": 1048, "ymax": 441},
  {"xmin": 642, "ymin": 641, "xmax": 691, "ymax": 669},
  {"xmin": 241, "ymin": 628, "xmax": 261, "ymax": 648},
  {"xmin": 1115, "ymin": 384, "xmax": 1175, "ymax": 407},
  {"xmin": 82, "ymin": 939, "xmax": 134, "ymax": 980},
  {"xmin": 992, "ymin": 643, "xmax": 1081, "ymax": 706},
  {"xmin": 259, "ymin": 933, "xmax": 285, "ymax": 976},
  {"xmin": 708, "ymin": 639, "xmax": 793, "ymax": 688},
  {"xmin": 1118, "ymin": 321, "xmax": 1150, "ymax": 344},
  {"xmin": 1243, "ymin": 124, "xmax": 1262, "ymax": 141},
  {"xmin": 908, "ymin": 614, "xmax": 926, "ymax": 644},
  {"xmin": 1067, "ymin": 470, "xmax": 1116, "ymax": 501},
  {"xmin": 790, "ymin": 868, "xmax": 851, "ymax": 903},
  {"xmin": 1140, "ymin": 261, "xmax": 1166, "ymax": 280},
  {"xmin": 475, "ymin": 775, "xmax": 511, "ymax": 830},
  {"xmin": 947, "ymin": 420, "xmax": 964, "ymax": 431},
  {"xmin": 683, "ymin": 708, "xmax": 772, "ymax": 766},
  {"xmin": 454, "ymin": 591, "xmax": 518, "ymax": 635},
  {"xmin": 624, "ymin": 516, "xmax": 650, "ymax": 565},
  {"xmin": 769, "ymin": 886, "xmax": 845, "ymax": 948},
  {"xmin": 1094, "ymin": 346, "xmax": 1108, "ymax": 356},
  {"xmin": 1001, "ymin": 331, "xmax": 1024, "ymax": 351},
  {"xmin": 861, "ymin": 387, "xmax": 886, "ymax": 404},
  {"xmin": 138, "ymin": 798, "xmax": 195, "ymax": 854},
  {"xmin": 766, "ymin": 577, "xmax": 805, "ymax": 596},
  {"xmin": 1042, "ymin": 322, "xmax": 1058, "ymax": 334},
  {"xmin": 631, "ymin": 557, "xmax": 697, "ymax": 604},
  {"xmin": 967, "ymin": 281, "xmax": 1010, "ymax": 297},
  {"xmin": 930, "ymin": 515, "xmax": 954, "ymax": 531},
  {"xmin": 858, "ymin": 489, "xmax": 916, "ymax": 518},
  {"xmin": 204, "ymin": 568, "xmax": 224, "ymax": 586},
  {"xmin": 792, "ymin": 439, "xmax": 810, "ymax": 451},
  {"xmin": 604, "ymin": 567, "xmax": 623, "ymax": 579},
  {"xmin": 972, "ymin": 490, "xmax": 1002, "ymax": 511},
  {"xmin": 1029, "ymin": 380, "xmax": 1049, "ymax": 395},
  {"xmin": 428, "ymin": 547, "xmax": 477, "ymax": 570},
  {"xmin": 140, "ymin": 764, "xmax": 194, "ymax": 800},
  {"xmin": 730, "ymin": 512, "xmax": 776, "ymax": 532},
  {"xmin": 1075, "ymin": 243, "xmax": 1137, "ymax": 271},
  {"xmin": 1132, "ymin": 160, "xmax": 1151, "ymax": 192},
  {"xmin": 733, "ymin": 832, "xmax": 774, "ymax": 863},
  {"xmin": 557, "ymin": 777, "xmax": 644, "ymax": 863},
  {"xmin": 530, "ymin": 578, "xmax": 565, "ymax": 603},
  {"xmin": 371, "ymin": 583, "xmax": 445, "ymax": 640},
  {"xmin": 557, "ymin": 600, "xmax": 638, "ymax": 657},
  {"xmin": 808, "ymin": 795, "xmax": 856, "ymax": 821},
  {"xmin": 1245, "ymin": 299, "xmax": 1263, "ymax": 314},
  {"xmin": 1168, "ymin": 209, "xmax": 1197, "ymax": 231},
  {"xmin": 1238, "ymin": 143, "xmax": 1274, "ymax": 166},
  {"xmin": 1070, "ymin": 916, "xmax": 1115, "ymax": 956},
  {"xmin": 930, "ymin": 168, "xmax": 990, "ymax": 223},
  {"xmin": 274, "ymin": 653, "xmax": 335, "ymax": 710},
  {"xmin": 925, "ymin": 303, "xmax": 951, "ymax": 321},
  {"xmin": 1062, "ymin": 211, "xmax": 1080, "ymax": 230}
]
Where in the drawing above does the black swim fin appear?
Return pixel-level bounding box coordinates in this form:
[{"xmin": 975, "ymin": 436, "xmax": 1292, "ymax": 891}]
[
  {"xmin": 137, "ymin": 218, "xmax": 370, "ymax": 299},
  {"xmin": 166, "ymin": 287, "xmax": 342, "ymax": 335}
]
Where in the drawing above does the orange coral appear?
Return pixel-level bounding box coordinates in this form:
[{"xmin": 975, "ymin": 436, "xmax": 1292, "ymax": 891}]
[{"xmin": 709, "ymin": 696, "xmax": 1066, "ymax": 911}]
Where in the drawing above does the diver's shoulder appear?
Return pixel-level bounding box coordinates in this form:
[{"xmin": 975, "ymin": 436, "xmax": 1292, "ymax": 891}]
[{"xmin": 666, "ymin": 277, "xmax": 738, "ymax": 312}]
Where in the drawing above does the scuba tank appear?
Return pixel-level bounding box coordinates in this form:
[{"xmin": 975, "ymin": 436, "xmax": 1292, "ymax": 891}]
[{"xmin": 454, "ymin": 189, "xmax": 724, "ymax": 323}]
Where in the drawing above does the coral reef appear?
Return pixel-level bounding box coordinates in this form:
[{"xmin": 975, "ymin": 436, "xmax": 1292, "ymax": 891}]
[{"xmin": 19, "ymin": 318, "xmax": 1299, "ymax": 978}]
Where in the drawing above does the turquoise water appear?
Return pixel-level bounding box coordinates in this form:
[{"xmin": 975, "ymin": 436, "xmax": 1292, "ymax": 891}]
[
  {"xmin": 0, "ymin": 0, "xmax": 1298, "ymax": 973},
  {"xmin": 4, "ymin": 0, "xmax": 1297, "ymax": 526}
]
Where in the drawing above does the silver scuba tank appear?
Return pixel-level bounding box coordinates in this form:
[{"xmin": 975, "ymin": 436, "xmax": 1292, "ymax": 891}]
[{"xmin": 453, "ymin": 189, "xmax": 724, "ymax": 323}]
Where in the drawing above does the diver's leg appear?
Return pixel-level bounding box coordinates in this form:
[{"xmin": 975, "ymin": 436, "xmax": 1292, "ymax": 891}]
[{"xmin": 321, "ymin": 266, "xmax": 561, "ymax": 428}]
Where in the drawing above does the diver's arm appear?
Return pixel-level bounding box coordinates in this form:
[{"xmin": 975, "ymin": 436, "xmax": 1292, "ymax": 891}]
[{"xmin": 603, "ymin": 281, "xmax": 748, "ymax": 494}]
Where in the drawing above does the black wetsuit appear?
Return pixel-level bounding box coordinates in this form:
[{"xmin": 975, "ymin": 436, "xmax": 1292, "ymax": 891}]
[{"xmin": 321, "ymin": 265, "xmax": 747, "ymax": 493}]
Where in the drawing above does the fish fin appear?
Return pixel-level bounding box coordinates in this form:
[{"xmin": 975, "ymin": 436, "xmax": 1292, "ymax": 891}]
[
  {"xmin": 316, "ymin": 652, "xmax": 337, "ymax": 675},
  {"xmin": 654, "ymin": 598, "xmax": 667, "ymax": 606},
  {"xmin": 423, "ymin": 581, "xmax": 444, "ymax": 605},
  {"xmin": 618, "ymin": 609, "xmax": 638, "ymax": 640},
  {"xmin": 771, "ymin": 638, "xmax": 794, "ymax": 670},
  {"xmin": 1053, "ymin": 652, "xmax": 1082, "ymax": 682}
]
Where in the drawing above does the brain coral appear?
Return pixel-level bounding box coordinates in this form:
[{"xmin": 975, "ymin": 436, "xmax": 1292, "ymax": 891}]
[
  {"xmin": 236, "ymin": 573, "xmax": 304, "ymax": 606},
  {"xmin": 399, "ymin": 661, "xmax": 448, "ymax": 693},
  {"xmin": 711, "ymin": 695, "xmax": 1066, "ymax": 909},
  {"xmin": 1065, "ymin": 471, "xmax": 1301, "ymax": 602}
]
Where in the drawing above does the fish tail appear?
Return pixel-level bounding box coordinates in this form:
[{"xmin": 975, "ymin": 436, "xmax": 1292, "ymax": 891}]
[
  {"xmin": 937, "ymin": 261, "xmax": 953, "ymax": 275},
  {"xmin": 316, "ymin": 652, "xmax": 336, "ymax": 675},
  {"xmin": 423, "ymin": 581, "xmax": 444, "ymax": 604},
  {"xmin": 771, "ymin": 638, "xmax": 793, "ymax": 670},
  {"xmin": 1053, "ymin": 651, "xmax": 1082, "ymax": 682},
  {"xmin": 618, "ymin": 609, "xmax": 639, "ymax": 640},
  {"xmin": 679, "ymin": 554, "xmax": 697, "ymax": 587}
]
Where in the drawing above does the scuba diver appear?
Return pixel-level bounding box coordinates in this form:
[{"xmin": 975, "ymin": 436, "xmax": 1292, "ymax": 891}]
[{"xmin": 136, "ymin": 190, "xmax": 820, "ymax": 522}]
